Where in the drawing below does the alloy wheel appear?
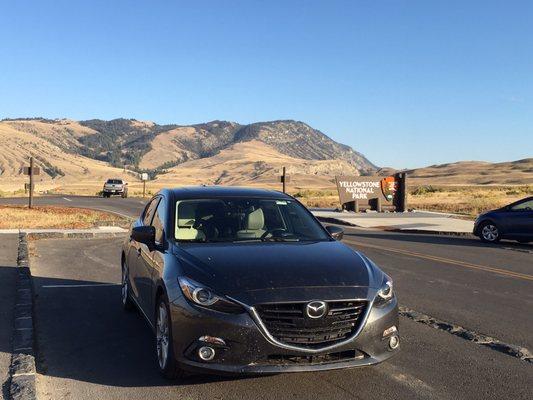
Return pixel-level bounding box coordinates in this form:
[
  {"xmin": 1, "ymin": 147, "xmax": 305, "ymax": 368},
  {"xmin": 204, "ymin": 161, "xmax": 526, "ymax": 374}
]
[
  {"xmin": 121, "ymin": 268, "xmax": 129, "ymax": 305},
  {"xmin": 481, "ymin": 224, "xmax": 499, "ymax": 242},
  {"xmin": 156, "ymin": 303, "xmax": 170, "ymax": 369}
]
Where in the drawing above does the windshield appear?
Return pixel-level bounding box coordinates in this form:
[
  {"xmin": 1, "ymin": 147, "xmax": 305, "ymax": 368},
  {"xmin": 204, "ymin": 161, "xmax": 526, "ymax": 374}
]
[
  {"xmin": 174, "ymin": 198, "xmax": 330, "ymax": 243},
  {"xmin": 106, "ymin": 179, "xmax": 122, "ymax": 184}
]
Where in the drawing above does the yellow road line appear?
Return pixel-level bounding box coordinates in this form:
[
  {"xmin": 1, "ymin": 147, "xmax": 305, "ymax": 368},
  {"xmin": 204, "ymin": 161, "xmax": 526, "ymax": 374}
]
[{"xmin": 344, "ymin": 239, "xmax": 533, "ymax": 282}]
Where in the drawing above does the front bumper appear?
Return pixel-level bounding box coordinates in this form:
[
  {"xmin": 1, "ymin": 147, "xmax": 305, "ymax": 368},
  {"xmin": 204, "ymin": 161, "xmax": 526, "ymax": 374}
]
[{"xmin": 169, "ymin": 295, "xmax": 399, "ymax": 375}]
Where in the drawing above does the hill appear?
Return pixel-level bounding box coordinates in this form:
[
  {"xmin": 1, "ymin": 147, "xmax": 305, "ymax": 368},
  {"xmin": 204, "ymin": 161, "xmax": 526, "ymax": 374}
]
[
  {"xmin": 1, "ymin": 118, "xmax": 530, "ymax": 196},
  {"xmin": 0, "ymin": 118, "xmax": 375, "ymax": 194},
  {"xmin": 0, "ymin": 120, "xmax": 136, "ymax": 194},
  {"xmin": 403, "ymin": 159, "xmax": 533, "ymax": 185}
]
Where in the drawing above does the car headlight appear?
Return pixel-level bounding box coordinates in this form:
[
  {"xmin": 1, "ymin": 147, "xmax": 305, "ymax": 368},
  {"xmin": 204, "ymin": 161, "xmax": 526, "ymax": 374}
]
[
  {"xmin": 375, "ymin": 276, "xmax": 394, "ymax": 306},
  {"xmin": 178, "ymin": 277, "xmax": 244, "ymax": 314}
]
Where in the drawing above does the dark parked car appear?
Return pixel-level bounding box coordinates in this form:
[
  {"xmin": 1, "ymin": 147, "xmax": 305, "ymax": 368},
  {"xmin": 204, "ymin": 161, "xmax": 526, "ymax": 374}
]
[
  {"xmin": 474, "ymin": 196, "xmax": 533, "ymax": 243},
  {"xmin": 121, "ymin": 187, "xmax": 399, "ymax": 378}
]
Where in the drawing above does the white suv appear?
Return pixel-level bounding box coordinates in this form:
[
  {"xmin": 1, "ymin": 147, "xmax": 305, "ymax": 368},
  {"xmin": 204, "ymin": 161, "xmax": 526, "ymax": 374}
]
[{"xmin": 103, "ymin": 179, "xmax": 128, "ymax": 198}]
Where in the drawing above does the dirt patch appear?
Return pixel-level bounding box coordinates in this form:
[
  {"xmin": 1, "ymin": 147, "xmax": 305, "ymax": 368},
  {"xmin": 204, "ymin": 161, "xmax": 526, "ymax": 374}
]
[{"xmin": 0, "ymin": 205, "xmax": 128, "ymax": 229}]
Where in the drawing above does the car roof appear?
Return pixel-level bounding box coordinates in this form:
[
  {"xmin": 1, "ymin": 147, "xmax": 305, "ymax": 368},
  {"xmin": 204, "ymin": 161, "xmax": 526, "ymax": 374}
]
[{"xmin": 159, "ymin": 186, "xmax": 292, "ymax": 200}]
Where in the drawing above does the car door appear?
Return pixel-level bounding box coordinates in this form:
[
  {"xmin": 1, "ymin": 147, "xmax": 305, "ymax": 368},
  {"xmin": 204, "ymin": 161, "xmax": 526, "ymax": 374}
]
[
  {"xmin": 146, "ymin": 198, "xmax": 167, "ymax": 318},
  {"xmin": 129, "ymin": 196, "xmax": 160, "ymax": 312},
  {"xmin": 506, "ymin": 199, "xmax": 533, "ymax": 239}
]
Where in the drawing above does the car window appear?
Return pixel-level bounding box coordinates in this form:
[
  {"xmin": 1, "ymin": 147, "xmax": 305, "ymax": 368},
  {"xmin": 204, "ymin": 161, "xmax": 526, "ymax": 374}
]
[
  {"xmin": 511, "ymin": 199, "xmax": 533, "ymax": 211},
  {"xmin": 174, "ymin": 198, "xmax": 329, "ymax": 242},
  {"xmin": 142, "ymin": 197, "xmax": 160, "ymax": 225},
  {"xmin": 106, "ymin": 179, "xmax": 122, "ymax": 184},
  {"xmin": 152, "ymin": 201, "xmax": 165, "ymax": 244}
]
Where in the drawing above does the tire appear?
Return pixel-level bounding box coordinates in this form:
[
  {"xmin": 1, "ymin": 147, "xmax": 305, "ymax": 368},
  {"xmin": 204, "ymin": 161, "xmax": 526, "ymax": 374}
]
[
  {"xmin": 155, "ymin": 296, "xmax": 184, "ymax": 380},
  {"xmin": 121, "ymin": 260, "xmax": 134, "ymax": 311},
  {"xmin": 479, "ymin": 221, "xmax": 501, "ymax": 243}
]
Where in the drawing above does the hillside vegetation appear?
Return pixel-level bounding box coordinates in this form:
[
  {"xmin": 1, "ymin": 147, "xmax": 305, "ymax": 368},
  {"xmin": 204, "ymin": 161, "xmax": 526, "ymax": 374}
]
[
  {"xmin": 0, "ymin": 118, "xmax": 374, "ymax": 193},
  {"xmin": 0, "ymin": 118, "xmax": 530, "ymax": 199}
]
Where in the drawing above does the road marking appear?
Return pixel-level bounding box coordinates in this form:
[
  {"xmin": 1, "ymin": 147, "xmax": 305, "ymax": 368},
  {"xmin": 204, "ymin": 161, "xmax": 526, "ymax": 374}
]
[
  {"xmin": 13, "ymin": 347, "xmax": 32, "ymax": 352},
  {"xmin": 377, "ymin": 363, "xmax": 438, "ymax": 398},
  {"xmin": 62, "ymin": 197, "xmax": 72, "ymax": 202},
  {"xmin": 345, "ymin": 239, "xmax": 533, "ymax": 282},
  {"xmin": 89, "ymin": 206, "xmax": 134, "ymax": 219},
  {"xmin": 41, "ymin": 283, "xmax": 120, "ymax": 288}
]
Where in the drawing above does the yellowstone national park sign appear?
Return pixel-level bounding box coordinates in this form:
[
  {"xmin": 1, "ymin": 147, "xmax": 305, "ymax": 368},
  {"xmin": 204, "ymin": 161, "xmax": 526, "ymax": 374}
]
[{"xmin": 335, "ymin": 174, "xmax": 407, "ymax": 211}]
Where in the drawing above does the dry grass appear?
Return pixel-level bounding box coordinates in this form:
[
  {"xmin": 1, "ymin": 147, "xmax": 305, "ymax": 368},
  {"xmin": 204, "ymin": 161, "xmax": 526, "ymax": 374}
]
[
  {"xmin": 0, "ymin": 205, "xmax": 128, "ymax": 229},
  {"xmin": 293, "ymin": 189, "xmax": 339, "ymax": 208},
  {"xmin": 291, "ymin": 185, "xmax": 533, "ymax": 216},
  {"xmin": 408, "ymin": 185, "xmax": 533, "ymax": 216}
]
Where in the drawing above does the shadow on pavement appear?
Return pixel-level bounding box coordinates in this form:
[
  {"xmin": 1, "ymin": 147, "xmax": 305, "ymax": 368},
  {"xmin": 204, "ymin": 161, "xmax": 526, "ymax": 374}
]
[{"xmin": 31, "ymin": 273, "xmax": 251, "ymax": 388}]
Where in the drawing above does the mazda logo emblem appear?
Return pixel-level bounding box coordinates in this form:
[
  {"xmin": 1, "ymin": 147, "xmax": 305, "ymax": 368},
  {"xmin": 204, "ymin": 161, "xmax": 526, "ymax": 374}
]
[{"xmin": 306, "ymin": 301, "xmax": 327, "ymax": 319}]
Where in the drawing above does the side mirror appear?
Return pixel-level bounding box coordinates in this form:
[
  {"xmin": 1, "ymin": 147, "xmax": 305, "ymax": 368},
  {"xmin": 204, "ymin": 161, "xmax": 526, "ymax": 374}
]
[
  {"xmin": 326, "ymin": 225, "xmax": 344, "ymax": 241},
  {"xmin": 131, "ymin": 226, "xmax": 155, "ymax": 246}
]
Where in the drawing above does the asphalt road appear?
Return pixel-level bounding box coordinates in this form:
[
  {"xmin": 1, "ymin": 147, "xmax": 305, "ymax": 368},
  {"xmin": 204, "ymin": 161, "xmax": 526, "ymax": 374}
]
[
  {"xmin": 3, "ymin": 196, "xmax": 533, "ymax": 399},
  {"xmin": 31, "ymin": 237, "xmax": 533, "ymax": 400}
]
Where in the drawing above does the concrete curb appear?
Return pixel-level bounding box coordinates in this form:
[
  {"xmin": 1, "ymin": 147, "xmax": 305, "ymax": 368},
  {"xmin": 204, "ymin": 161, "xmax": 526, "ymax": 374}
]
[
  {"xmin": 26, "ymin": 231, "xmax": 128, "ymax": 240},
  {"xmin": 380, "ymin": 228, "xmax": 475, "ymax": 237},
  {"xmin": 315, "ymin": 216, "xmax": 358, "ymax": 227},
  {"xmin": 9, "ymin": 233, "xmax": 37, "ymax": 400},
  {"xmin": 316, "ymin": 216, "xmax": 474, "ymax": 237}
]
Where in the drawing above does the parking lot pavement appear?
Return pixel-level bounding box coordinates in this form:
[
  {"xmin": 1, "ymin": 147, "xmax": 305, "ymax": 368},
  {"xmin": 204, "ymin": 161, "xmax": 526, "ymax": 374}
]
[
  {"xmin": 340, "ymin": 227, "xmax": 533, "ymax": 350},
  {"xmin": 30, "ymin": 237, "xmax": 533, "ymax": 400},
  {"xmin": 0, "ymin": 234, "xmax": 19, "ymax": 400}
]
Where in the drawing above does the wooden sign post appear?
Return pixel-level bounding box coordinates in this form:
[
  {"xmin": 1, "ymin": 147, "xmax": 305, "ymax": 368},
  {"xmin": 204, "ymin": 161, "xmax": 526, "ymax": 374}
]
[
  {"xmin": 280, "ymin": 167, "xmax": 290, "ymax": 193},
  {"xmin": 141, "ymin": 173, "xmax": 149, "ymax": 197},
  {"xmin": 23, "ymin": 157, "xmax": 40, "ymax": 208}
]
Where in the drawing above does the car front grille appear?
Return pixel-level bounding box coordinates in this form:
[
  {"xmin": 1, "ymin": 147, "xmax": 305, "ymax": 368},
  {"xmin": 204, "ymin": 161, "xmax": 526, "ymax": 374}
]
[{"xmin": 255, "ymin": 300, "xmax": 367, "ymax": 349}]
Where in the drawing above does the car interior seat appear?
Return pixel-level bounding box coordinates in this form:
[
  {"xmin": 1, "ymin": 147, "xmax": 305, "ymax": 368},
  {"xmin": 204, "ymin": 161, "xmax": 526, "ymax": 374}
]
[
  {"xmin": 176, "ymin": 202, "xmax": 207, "ymax": 241},
  {"xmin": 236, "ymin": 208, "xmax": 266, "ymax": 239}
]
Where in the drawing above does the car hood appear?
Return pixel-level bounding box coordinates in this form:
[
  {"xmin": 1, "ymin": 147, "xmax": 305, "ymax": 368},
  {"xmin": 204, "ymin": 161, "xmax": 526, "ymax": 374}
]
[{"xmin": 174, "ymin": 241, "xmax": 381, "ymax": 304}]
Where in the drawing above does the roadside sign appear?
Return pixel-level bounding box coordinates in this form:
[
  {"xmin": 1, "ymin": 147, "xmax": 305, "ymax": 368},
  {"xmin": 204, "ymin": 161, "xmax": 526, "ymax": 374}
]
[
  {"xmin": 25, "ymin": 157, "xmax": 38, "ymax": 208},
  {"xmin": 335, "ymin": 173, "xmax": 407, "ymax": 212},
  {"xmin": 23, "ymin": 166, "xmax": 40, "ymax": 176},
  {"xmin": 141, "ymin": 173, "xmax": 148, "ymax": 181}
]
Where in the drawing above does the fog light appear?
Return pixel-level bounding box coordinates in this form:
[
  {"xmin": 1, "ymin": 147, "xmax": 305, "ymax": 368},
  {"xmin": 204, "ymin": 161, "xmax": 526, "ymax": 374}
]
[
  {"xmin": 198, "ymin": 346, "xmax": 215, "ymax": 361},
  {"xmin": 389, "ymin": 335, "xmax": 400, "ymax": 350}
]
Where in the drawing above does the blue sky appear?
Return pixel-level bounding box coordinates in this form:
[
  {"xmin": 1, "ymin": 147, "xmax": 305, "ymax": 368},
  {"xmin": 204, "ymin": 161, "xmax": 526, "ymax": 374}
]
[{"xmin": 1, "ymin": 1, "xmax": 532, "ymax": 168}]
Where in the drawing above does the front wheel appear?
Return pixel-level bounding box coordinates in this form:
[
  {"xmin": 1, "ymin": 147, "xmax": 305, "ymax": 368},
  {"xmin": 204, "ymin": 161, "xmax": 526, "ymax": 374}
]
[
  {"xmin": 479, "ymin": 222, "xmax": 500, "ymax": 243},
  {"xmin": 121, "ymin": 262, "xmax": 134, "ymax": 311},
  {"xmin": 155, "ymin": 296, "xmax": 184, "ymax": 380}
]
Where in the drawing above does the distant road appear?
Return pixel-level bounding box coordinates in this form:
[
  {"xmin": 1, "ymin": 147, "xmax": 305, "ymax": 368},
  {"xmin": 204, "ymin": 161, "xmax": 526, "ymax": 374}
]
[
  {"xmin": 2, "ymin": 196, "xmax": 444, "ymax": 219},
  {"xmin": 0, "ymin": 195, "xmax": 145, "ymax": 219}
]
